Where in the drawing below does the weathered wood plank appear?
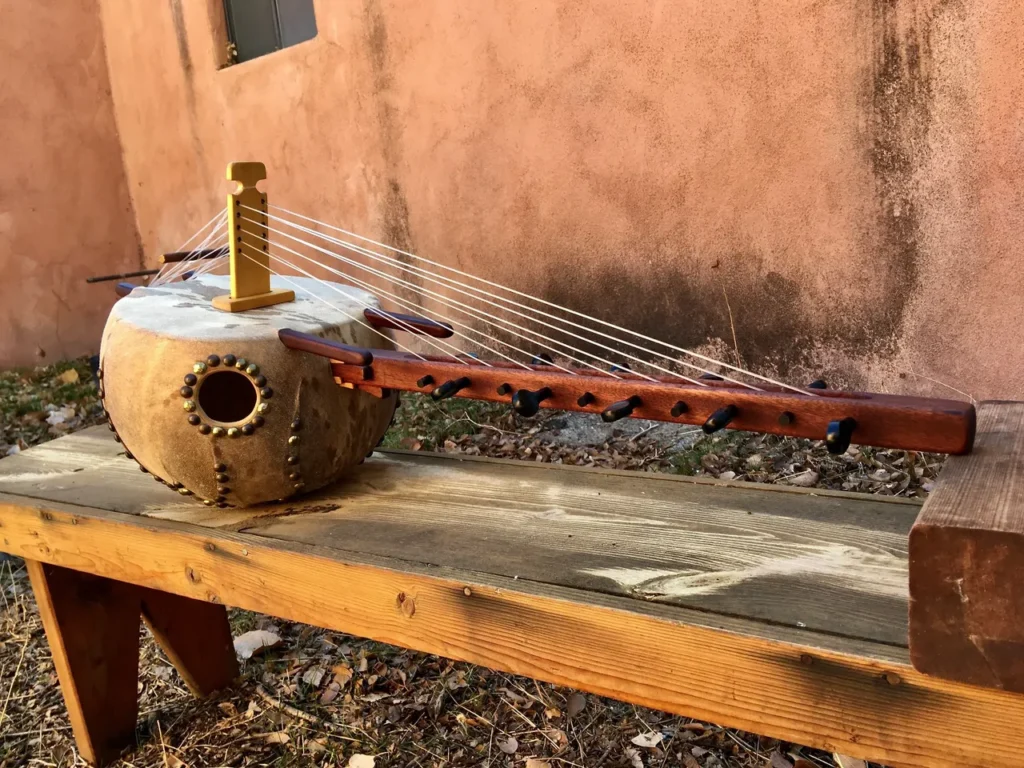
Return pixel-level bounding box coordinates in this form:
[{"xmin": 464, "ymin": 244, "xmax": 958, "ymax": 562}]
[
  {"xmin": 240, "ymin": 454, "xmax": 915, "ymax": 645},
  {"xmin": 909, "ymin": 401, "xmax": 1024, "ymax": 690},
  {"xmin": 26, "ymin": 560, "xmax": 141, "ymax": 766},
  {"xmin": 3, "ymin": 497, "xmax": 1023, "ymax": 768},
  {"xmin": 0, "ymin": 428, "xmax": 920, "ymax": 645}
]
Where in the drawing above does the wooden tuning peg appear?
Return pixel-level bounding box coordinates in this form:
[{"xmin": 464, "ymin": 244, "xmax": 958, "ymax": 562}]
[
  {"xmin": 703, "ymin": 405, "xmax": 737, "ymax": 433},
  {"xmin": 512, "ymin": 387, "xmax": 552, "ymax": 417},
  {"xmin": 431, "ymin": 377, "xmax": 471, "ymax": 400},
  {"xmin": 825, "ymin": 417, "xmax": 857, "ymax": 454},
  {"xmin": 601, "ymin": 396, "xmax": 641, "ymax": 423}
]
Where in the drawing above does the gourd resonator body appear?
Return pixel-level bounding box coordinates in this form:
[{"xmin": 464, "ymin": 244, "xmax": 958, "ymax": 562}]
[{"xmin": 99, "ymin": 274, "xmax": 397, "ymax": 507}]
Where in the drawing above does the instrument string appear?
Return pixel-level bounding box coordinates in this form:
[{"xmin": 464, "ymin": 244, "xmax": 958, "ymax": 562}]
[
  {"xmin": 153, "ymin": 221, "xmax": 228, "ymax": 286},
  {"xmin": 238, "ymin": 234, "xmax": 547, "ymax": 372},
  {"xmin": 234, "ymin": 248, "xmax": 431, "ymax": 362},
  {"xmin": 242, "ymin": 209, "xmax": 721, "ymax": 385},
  {"xmin": 152, "ymin": 210, "xmax": 228, "ymax": 286},
  {"xmin": 240, "ymin": 214, "xmax": 645, "ymax": 380},
  {"xmin": 269, "ymin": 204, "xmax": 811, "ymax": 394}
]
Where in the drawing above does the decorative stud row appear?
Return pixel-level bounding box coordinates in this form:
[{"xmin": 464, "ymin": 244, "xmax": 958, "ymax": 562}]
[{"xmin": 180, "ymin": 353, "xmax": 272, "ymax": 437}]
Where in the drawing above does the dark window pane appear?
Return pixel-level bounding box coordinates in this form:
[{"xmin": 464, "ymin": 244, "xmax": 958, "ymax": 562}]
[
  {"xmin": 275, "ymin": 0, "xmax": 317, "ymax": 48},
  {"xmin": 224, "ymin": 0, "xmax": 279, "ymax": 63}
]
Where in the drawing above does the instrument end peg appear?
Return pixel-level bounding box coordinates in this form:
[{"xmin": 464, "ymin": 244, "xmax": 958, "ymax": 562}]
[
  {"xmin": 778, "ymin": 411, "xmax": 795, "ymax": 426},
  {"xmin": 700, "ymin": 372, "xmax": 724, "ymax": 381},
  {"xmin": 825, "ymin": 417, "xmax": 857, "ymax": 454},
  {"xmin": 601, "ymin": 395, "xmax": 641, "ymax": 423},
  {"xmin": 512, "ymin": 387, "xmax": 552, "ymax": 417},
  {"xmin": 496, "ymin": 383, "xmax": 513, "ymax": 396},
  {"xmin": 531, "ymin": 353, "xmax": 554, "ymax": 366},
  {"xmin": 703, "ymin": 404, "xmax": 738, "ymax": 434},
  {"xmin": 416, "ymin": 375, "xmax": 434, "ymax": 388},
  {"xmin": 577, "ymin": 392, "xmax": 595, "ymax": 407},
  {"xmin": 808, "ymin": 379, "xmax": 828, "ymax": 389},
  {"xmin": 671, "ymin": 401, "xmax": 688, "ymax": 418}
]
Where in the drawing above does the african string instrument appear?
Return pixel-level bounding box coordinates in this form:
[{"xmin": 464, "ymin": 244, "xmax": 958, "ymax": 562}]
[{"xmin": 94, "ymin": 162, "xmax": 976, "ymax": 508}]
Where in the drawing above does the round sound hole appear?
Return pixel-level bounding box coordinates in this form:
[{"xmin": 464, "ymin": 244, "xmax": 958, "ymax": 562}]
[{"xmin": 197, "ymin": 370, "xmax": 258, "ymax": 425}]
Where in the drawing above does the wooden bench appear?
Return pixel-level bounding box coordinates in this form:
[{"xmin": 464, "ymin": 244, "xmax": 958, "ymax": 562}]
[{"xmin": 1, "ymin": 404, "xmax": 1022, "ymax": 768}]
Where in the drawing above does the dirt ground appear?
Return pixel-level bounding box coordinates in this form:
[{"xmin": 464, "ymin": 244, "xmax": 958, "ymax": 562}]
[{"xmin": 0, "ymin": 357, "xmax": 932, "ymax": 767}]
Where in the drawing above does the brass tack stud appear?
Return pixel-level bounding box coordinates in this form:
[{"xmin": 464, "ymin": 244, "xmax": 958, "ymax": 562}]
[
  {"xmin": 253, "ymin": 415, "xmax": 265, "ymax": 427},
  {"xmin": 211, "ymin": 426, "xmax": 225, "ymax": 437},
  {"xmin": 177, "ymin": 487, "xmax": 192, "ymax": 496},
  {"xmin": 290, "ymin": 419, "xmax": 302, "ymax": 431},
  {"xmin": 215, "ymin": 472, "xmax": 229, "ymax": 483},
  {"xmin": 235, "ymin": 358, "xmax": 248, "ymax": 370},
  {"xmin": 188, "ymin": 414, "xmax": 201, "ymax": 426},
  {"xmin": 193, "ymin": 362, "xmax": 208, "ymax": 375},
  {"xmin": 288, "ymin": 435, "xmax": 300, "ymax": 446},
  {"xmin": 286, "ymin": 455, "xmax": 299, "ymax": 465},
  {"xmin": 183, "ymin": 400, "xmax": 196, "ymax": 412},
  {"xmin": 246, "ymin": 363, "xmax": 259, "ymax": 376},
  {"xmin": 254, "ymin": 374, "xmax": 267, "ymax": 387},
  {"xmin": 207, "ymin": 354, "xmax": 221, "ymax": 367},
  {"xmin": 288, "ymin": 471, "xmax": 301, "ymax": 481},
  {"xmin": 198, "ymin": 424, "xmax": 212, "ymax": 435},
  {"xmin": 223, "ymin": 354, "xmax": 237, "ymax": 367},
  {"xmin": 180, "ymin": 385, "xmax": 194, "ymax": 398},
  {"xmin": 203, "ymin": 499, "xmax": 215, "ymax": 506},
  {"xmin": 241, "ymin": 424, "xmax": 255, "ymax": 435},
  {"xmin": 214, "ymin": 463, "xmax": 227, "ymax": 472},
  {"xmin": 260, "ymin": 387, "xmax": 273, "ymax": 399},
  {"xmin": 227, "ymin": 427, "xmax": 240, "ymax": 438},
  {"xmin": 184, "ymin": 373, "xmax": 198, "ymax": 386},
  {"xmin": 257, "ymin": 402, "xmax": 270, "ymax": 414},
  {"xmin": 217, "ymin": 485, "xmax": 230, "ymax": 494}
]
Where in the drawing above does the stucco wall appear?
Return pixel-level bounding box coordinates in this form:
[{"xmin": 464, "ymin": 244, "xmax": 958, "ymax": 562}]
[
  {"xmin": 97, "ymin": 0, "xmax": 1023, "ymax": 400},
  {"xmin": 0, "ymin": 0, "xmax": 140, "ymax": 368}
]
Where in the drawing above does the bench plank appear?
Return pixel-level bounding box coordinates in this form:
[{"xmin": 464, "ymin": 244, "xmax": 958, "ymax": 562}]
[{"xmin": 3, "ymin": 494, "xmax": 1024, "ymax": 768}]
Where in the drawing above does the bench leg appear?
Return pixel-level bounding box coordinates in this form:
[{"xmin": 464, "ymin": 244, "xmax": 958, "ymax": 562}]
[
  {"xmin": 141, "ymin": 588, "xmax": 239, "ymax": 696},
  {"xmin": 26, "ymin": 560, "xmax": 142, "ymax": 766},
  {"xmin": 26, "ymin": 561, "xmax": 240, "ymax": 766}
]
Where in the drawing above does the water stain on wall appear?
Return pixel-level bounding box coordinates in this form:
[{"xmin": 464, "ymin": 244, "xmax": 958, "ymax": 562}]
[{"xmin": 363, "ymin": 0, "xmax": 422, "ymax": 306}]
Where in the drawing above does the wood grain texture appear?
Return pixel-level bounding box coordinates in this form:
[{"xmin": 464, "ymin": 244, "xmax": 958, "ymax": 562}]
[
  {"xmin": 334, "ymin": 352, "xmax": 976, "ymax": 454},
  {"xmin": 0, "ymin": 428, "xmax": 918, "ymax": 645},
  {"xmin": 26, "ymin": 560, "xmax": 141, "ymax": 766},
  {"xmin": 141, "ymin": 589, "xmax": 239, "ymax": 696},
  {"xmin": 909, "ymin": 401, "xmax": 1024, "ymax": 690},
  {"xmin": 3, "ymin": 497, "xmax": 1024, "ymax": 768}
]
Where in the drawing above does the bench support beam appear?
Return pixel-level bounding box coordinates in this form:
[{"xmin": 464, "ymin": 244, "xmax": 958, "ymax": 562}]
[{"xmin": 25, "ymin": 561, "xmax": 238, "ymax": 766}]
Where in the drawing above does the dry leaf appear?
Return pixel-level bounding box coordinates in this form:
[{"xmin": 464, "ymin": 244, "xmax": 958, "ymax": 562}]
[
  {"xmin": 793, "ymin": 760, "xmax": 818, "ymax": 768},
  {"xmin": 264, "ymin": 732, "xmax": 290, "ymax": 744},
  {"xmin": 833, "ymin": 756, "xmax": 867, "ymax": 768},
  {"xmin": 301, "ymin": 666, "xmax": 325, "ymax": 687},
  {"xmin": 631, "ymin": 732, "xmax": 664, "ymax": 748},
  {"xmin": 58, "ymin": 368, "xmax": 80, "ymax": 384},
  {"xmin": 770, "ymin": 751, "xmax": 794, "ymax": 768},
  {"xmin": 163, "ymin": 754, "xmax": 187, "ymax": 768},
  {"xmin": 525, "ymin": 760, "xmax": 551, "ymax": 768},
  {"xmin": 682, "ymin": 753, "xmax": 701, "ymax": 768},
  {"xmin": 544, "ymin": 706, "xmax": 562, "ymax": 719},
  {"xmin": 233, "ymin": 630, "xmax": 282, "ymax": 660},
  {"xmin": 217, "ymin": 701, "xmax": 238, "ymax": 717},
  {"xmin": 498, "ymin": 736, "xmax": 519, "ymax": 754},
  {"xmin": 332, "ymin": 663, "xmax": 354, "ymax": 686},
  {"xmin": 320, "ymin": 681, "xmax": 341, "ymax": 704},
  {"xmin": 307, "ymin": 738, "xmax": 328, "ymax": 754},
  {"xmin": 566, "ymin": 692, "xmax": 587, "ymax": 717},
  {"xmin": 786, "ymin": 470, "xmax": 819, "ymax": 487},
  {"xmin": 624, "ymin": 746, "xmax": 644, "ymax": 768},
  {"xmin": 349, "ymin": 755, "xmax": 376, "ymax": 768}
]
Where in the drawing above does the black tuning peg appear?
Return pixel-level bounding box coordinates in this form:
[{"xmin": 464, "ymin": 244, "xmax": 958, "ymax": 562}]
[
  {"xmin": 825, "ymin": 417, "xmax": 857, "ymax": 454},
  {"xmin": 496, "ymin": 383, "xmax": 513, "ymax": 395},
  {"xmin": 808, "ymin": 379, "xmax": 828, "ymax": 389},
  {"xmin": 671, "ymin": 401, "xmax": 688, "ymax": 417},
  {"xmin": 416, "ymin": 375, "xmax": 434, "ymax": 388},
  {"xmin": 700, "ymin": 372, "xmax": 724, "ymax": 381},
  {"xmin": 601, "ymin": 395, "xmax": 641, "ymax": 423},
  {"xmin": 577, "ymin": 392, "xmax": 595, "ymax": 407},
  {"xmin": 531, "ymin": 353, "xmax": 554, "ymax": 365},
  {"xmin": 610, "ymin": 363, "xmax": 631, "ymax": 373},
  {"xmin": 431, "ymin": 377, "xmax": 471, "ymax": 400},
  {"xmin": 512, "ymin": 387, "xmax": 552, "ymax": 417},
  {"xmin": 703, "ymin": 404, "xmax": 738, "ymax": 433}
]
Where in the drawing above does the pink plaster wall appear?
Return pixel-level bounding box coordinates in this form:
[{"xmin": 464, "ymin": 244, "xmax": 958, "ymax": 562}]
[
  {"xmin": 0, "ymin": 0, "xmax": 140, "ymax": 368},
  {"xmin": 95, "ymin": 0, "xmax": 1022, "ymax": 399}
]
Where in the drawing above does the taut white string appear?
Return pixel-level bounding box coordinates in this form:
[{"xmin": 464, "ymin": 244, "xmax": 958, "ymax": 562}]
[
  {"xmin": 241, "ymin": 215, "xmax": 643, "ymax": 380},
  {"xmin": 152, "ymin": 209, "xmax": 227, "ymax": 286},
  {"xmin": 235, "ymin": 247, "xmax": 430, "ymax": 361},
  {"xmin": 271, "ymin": 204, "xmax": 811, "ymax": 394}
]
